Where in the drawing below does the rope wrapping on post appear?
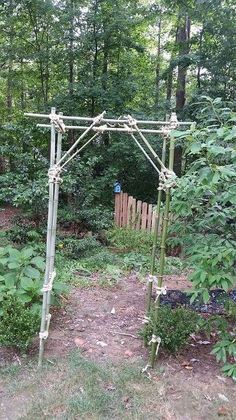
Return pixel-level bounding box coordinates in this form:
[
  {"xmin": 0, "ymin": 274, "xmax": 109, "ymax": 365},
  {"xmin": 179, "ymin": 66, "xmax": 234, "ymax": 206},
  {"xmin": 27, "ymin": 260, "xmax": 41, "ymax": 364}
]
[
  {"xmin": 149, "ymin": 334, "xmax": 161, "ymax": 355},
  {"xmin": 158, "ymin": 168, "xmax": 177, "ymax": 191},
  {"xmin": 39, "ymin": 313, "xmax": 52, "ymax": 340},
  {"xmin": 49, "ymin": 113, "xmax": 66, "ymax": 134},
  {"xmin": 41, "ymin": 271, "xmax": 56, "ymax": 293},
  {"xmin": 48, "ymin": 165, "xmax": 62, "ymax": 184}
]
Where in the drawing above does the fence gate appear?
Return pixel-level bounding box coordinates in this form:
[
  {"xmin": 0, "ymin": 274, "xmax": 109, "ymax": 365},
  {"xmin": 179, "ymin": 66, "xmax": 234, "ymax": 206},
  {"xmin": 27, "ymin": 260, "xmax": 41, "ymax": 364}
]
[{"xmin": 114, "ymin": 191, "xmax": 163, "ymax": 233}]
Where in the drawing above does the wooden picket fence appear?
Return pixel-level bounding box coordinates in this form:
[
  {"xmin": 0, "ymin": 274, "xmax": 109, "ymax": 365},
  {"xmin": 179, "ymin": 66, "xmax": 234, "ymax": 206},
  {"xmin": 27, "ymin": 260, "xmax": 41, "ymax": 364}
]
[{"xmin": 114, "ymin": 191, "xmax": 163, "ymax": 233}]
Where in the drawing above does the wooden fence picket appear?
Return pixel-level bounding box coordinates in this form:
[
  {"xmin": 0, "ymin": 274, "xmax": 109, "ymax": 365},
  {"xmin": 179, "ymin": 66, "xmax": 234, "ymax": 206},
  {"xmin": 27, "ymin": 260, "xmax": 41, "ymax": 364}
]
[{"xmin": 136, "ymin": 200, "xmax": 142, "ymax": 230}]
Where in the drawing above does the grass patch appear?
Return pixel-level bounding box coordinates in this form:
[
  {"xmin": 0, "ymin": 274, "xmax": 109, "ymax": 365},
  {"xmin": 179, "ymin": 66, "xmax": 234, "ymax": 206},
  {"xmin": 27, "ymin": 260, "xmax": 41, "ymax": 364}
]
[
  {"xmin": 2, "ymin": 351, "xmax": 236, "ymax": 420},
  {"xmin": 1, "ymin": 352, "xmax": 160, "ymax": 419}
]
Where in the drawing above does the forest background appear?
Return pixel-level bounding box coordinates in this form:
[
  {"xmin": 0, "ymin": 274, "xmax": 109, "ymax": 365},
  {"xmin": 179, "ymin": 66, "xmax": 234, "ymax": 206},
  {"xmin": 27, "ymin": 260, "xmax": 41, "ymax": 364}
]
[{"xmin": 1, "ymin": 0, "xmax": 235, "ymax": 224}]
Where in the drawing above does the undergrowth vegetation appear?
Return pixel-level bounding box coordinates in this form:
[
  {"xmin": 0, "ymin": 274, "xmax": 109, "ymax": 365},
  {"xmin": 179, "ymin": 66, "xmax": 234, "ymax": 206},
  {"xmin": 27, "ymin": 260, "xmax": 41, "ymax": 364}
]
[{"xmin": 141, "ymin": 306, "xmax": 201, "ymax": 354}]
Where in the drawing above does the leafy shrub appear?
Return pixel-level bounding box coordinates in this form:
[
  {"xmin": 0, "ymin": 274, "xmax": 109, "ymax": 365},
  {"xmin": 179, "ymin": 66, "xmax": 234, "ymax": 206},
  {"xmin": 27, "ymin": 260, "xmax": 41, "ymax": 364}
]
[
  {"xmin": 106, "ymin": 228, "xmax": 154, "ymax": 254},
  {"xmin": 224, "ymin": 298, "xmax": 236, "ymax": 321},
  {"xmin": 7, "ymin": 215, "xmax": 44, "ymax": 244},
  {"xmin": 78, "ymin": 249, "xmax": 122, "ymax": 272},
  {"xmin": 141, "ymin": 305, "xmax": 201, "ymax": 353},
  {"xmin": 0, "ymin": 295, "xmax": 40, "ymax": 351},
  {"xmin": 58, "ymin": 206, "xmax": 113, "ymax": 233},
  {"xmin": 58, "ymin": 236, "xmax": 101, "ymax": 259},
  {"xmin": 122, "ymin": 252, "xmax": 151, "ymax": 273},
  {"xmin": 211, "ymin": 333, "xmax": 236, "ymax": 382},
  {"xmin": 121, "ymin": 252, "xmax": 184, "ymax": 275},
  {"xmin": 171, "ymin": 98, "xmax": 236, "ymax": 299},
  {"xmin": 78, "ymin": 206, "xmax": 113, "ymax": 232},
  {"xmin": 199, "ymin": 315, "xmax": 236, "ymax": 382},
  {"xmin": 0, "ymin": 245, "xmax": 45, "ymax": 309}
]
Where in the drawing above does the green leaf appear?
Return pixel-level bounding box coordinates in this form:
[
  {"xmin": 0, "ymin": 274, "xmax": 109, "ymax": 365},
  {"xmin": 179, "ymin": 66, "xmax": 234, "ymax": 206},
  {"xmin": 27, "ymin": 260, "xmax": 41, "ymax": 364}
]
[
  {"xmin": 20, "ymin": 277, "xmax": 34, "ymax": 290},
  {"xmin": 21, "ymin": 247, "xmax": 34, "ymax": 259},
  {"xmin": 24, "ymin": 266, "xmax": 41, "ymax": 279},
  {"xmin": 8, "ymin": 261, "xmax": 20, "ymax": 269},
  {"xmin": 221, "ymin": 280, "xmax": 229, "ymax": 292},
  {"xmin": 4, "ymin": 273, "xmax": 16, "ymax": 288},
  {"xmin": 203, "ymin": 290, "xmax": 210, "ymax": 304},
  {"xmin": 31, "ymin": 256, "xmax": 45, "ymax": 271},
  {"xmin": 189, "ymin": 143, "xmax": 202, "ymax": 154},
  {"xmin": 8, "ymin": 248, "xmax": 21, "ymax": 259},
  {"xmin": 17, "ymin": 293, "xmax": 32, "ymax": 303}
]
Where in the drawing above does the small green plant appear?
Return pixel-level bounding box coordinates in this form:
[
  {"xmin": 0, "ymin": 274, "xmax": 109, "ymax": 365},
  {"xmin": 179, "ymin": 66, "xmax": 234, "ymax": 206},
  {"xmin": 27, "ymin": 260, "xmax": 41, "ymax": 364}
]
[
  {"xmin": 0, "ymin": 245, "xmax": 68, "ymax": 310},
  {"xmin": 0, "ymin": 295, "xmax": 40, "ymax": 351},
  {"xmin": 141, "ymin": 305, "xmax": 201, "ymax": 353},
  {"xmin": 99, "ymin": 264, "xmax": 122, "ymax": 287}
]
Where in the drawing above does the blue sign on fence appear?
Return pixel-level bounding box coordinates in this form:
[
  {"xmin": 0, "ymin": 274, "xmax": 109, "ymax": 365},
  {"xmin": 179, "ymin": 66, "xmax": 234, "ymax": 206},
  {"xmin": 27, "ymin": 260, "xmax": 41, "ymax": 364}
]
[{"xmin": 114, "ymin": 181, "xmax": 121, "ymax": 193}]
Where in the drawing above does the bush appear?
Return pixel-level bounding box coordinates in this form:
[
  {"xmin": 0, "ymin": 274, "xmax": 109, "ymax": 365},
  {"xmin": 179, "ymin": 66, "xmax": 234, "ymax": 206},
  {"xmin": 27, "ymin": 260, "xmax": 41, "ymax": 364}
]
[
  {"xmin": 106, "ymin": 228, "xmax": 154, "ymax": 254},
  {"xmin": 141, "ymin": 305, "xmax": 201, "ymax": 353},
  {"xmin": 7, "ymin": 215, "xmax": 44, "ymax": 244},
  {"xmin": 57, "ymin": 206, "xmax": 113, "ymax": 233},
  {"xmin": 0, "ymin": 245, "xmax": 45, "ymax": 309},
  {"xmin": 78, "ymin": 249, "xmax": 122, "ymax": 272},
  {"xmin": 122, "ymin": 252, "xmax": 151, "ymax": 273},
  {"xmin": 58, "ymin": 236, "xmax": 101, "ymax": 259},
  {"xmin": 0, "ymin": 295, "xmax": 40, "ymax": 351}
]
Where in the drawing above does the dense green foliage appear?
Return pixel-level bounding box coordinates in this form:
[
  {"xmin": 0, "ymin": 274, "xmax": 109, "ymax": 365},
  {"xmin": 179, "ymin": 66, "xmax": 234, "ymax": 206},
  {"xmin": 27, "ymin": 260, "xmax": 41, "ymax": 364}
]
[
  {"xmin": 0, "ymin": 295, "xmax": 40, "ymax": 350},
  {"xmin": 0, "ymin": 245, "xmax": 45, "ymax": 308},
  {"xmin": 171, "ymin": 98, "xmax": 236, "ymax": 300},
  {"xmin": 142, "ymin": 305, "xmax": 201, "ymax": 353}
]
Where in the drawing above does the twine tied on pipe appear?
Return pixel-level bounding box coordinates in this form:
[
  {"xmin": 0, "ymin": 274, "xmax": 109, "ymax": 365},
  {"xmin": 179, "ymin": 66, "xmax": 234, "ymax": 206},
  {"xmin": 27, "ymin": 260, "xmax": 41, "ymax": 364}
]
[
  {"xmin": 124, "ymin": 115, "xmax": 137, "ymax": 126},
  {"xmin": 41, "ymin": 271, "xmax": 56, "ymax": 293},
  {"xmin": 147, "ymin": 274, "xmax": 158, "ymax": 284},
  {"xmin": 49, "ymin": 113, "xmax": 66, "ymax": 134},
  {"xmin": 158, "ymin": 168, "xmax": 177, "ymax": 191},
  {"xmin": 95, "ymin": 124, "xmax": 108, "ymax": 133},
  {"xmin": 39, "ymin": 314, "xmax": 51, "ymax": 340},
  {"xmin": 48, "ymin": 165, "xmax": 62, "ymax": 184},
  {"xmin": 149, "ymin": 335, "xmax": 161, "ymax": 355},
  {"xmin": 93, "ymin": 111, "xmax": 106, "ymax": 124},
  {"xmin": 147, "ymin": 275, "xmax": 167, "ymax": 296}
]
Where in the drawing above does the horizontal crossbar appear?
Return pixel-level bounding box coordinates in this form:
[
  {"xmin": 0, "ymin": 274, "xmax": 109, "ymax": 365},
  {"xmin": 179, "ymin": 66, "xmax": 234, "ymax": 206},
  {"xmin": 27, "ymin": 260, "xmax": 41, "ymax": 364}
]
[
  {"xmin": 24, "ymin": 112, "xmax": 192, "ymax": 126},
  {"xmin": 37, "ymin": 123, "xmax": 170, "ymax": 134}
]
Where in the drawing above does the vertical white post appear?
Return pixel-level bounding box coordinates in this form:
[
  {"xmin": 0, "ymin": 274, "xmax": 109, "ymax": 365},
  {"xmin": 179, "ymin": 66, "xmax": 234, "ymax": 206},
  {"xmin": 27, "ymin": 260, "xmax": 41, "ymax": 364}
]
[
  {"xmin": 38, "ymin": 107, "xmax": 58, "ymax": 367},
  {"xmin": 44, "ymin": 114, "xmax": 63, "ymax": 337}
]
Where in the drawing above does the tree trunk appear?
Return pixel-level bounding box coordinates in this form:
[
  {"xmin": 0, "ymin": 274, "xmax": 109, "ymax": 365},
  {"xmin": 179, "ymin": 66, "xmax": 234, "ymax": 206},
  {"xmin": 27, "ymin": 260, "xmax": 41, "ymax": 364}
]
[
  {"xmin": 155, "ymin": 16, "xmax": 162, "ymax": 109},
  {"xmin": 197, "ymin": 26, "xmax": 204, "ymax": 90},
  {"xmin": 175, "ymin": 14, "xmax": 191, "ymax": 176},
  {"xmin": 69, "ymin": 0, "xmax": 74, "ymax": 98},
  {"xmin": 176, "ymin": 14, "xmax": 191, "ymax": 114},
  {"xmin": 6, "ymin": 0, "xmax": 14, "ymax": 114},
  {"xmin": 91, "ymin": 0, "xmax": 99, "ymax": 116}
]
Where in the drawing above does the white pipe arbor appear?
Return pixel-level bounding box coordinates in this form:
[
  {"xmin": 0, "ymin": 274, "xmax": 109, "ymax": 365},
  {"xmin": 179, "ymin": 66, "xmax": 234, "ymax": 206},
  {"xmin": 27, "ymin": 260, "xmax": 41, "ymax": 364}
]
[{"xmin": 25, "ymin": 109, "xmax": 192, "ymax": 367}]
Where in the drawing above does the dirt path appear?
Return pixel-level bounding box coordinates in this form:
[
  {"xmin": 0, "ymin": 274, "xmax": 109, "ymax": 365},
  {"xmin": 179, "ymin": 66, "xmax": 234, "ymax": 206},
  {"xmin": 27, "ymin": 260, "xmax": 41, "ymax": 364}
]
[{"xmin": 44, "ymin": 274, "xmax": 219, "ymax": 381}]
